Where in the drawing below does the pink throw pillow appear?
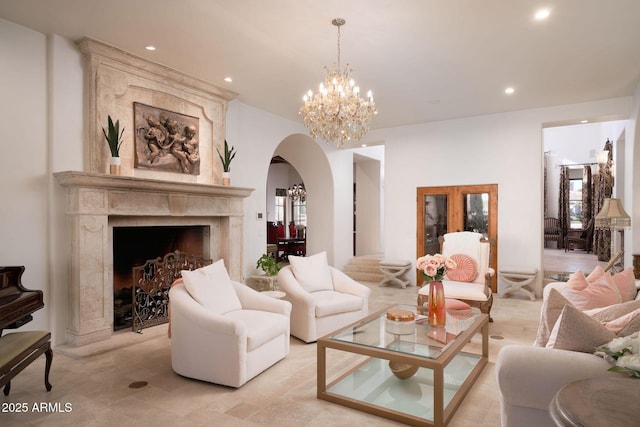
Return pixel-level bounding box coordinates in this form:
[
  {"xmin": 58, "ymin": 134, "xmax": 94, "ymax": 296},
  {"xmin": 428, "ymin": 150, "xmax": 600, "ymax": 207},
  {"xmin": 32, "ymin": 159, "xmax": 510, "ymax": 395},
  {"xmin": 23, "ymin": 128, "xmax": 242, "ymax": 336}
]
[
  {"xmin": 565, "ymin": 270, "xmax": 588, "ymax": 290},
  {"xmin": 445, "ymin": 298, "xmax": 471, "ymax": 310},
  {"xmin": 446, "ymin": 254, "xmax": 477, "ymax": 282},
  {"xmin": 588, "ymin": 266, "xmax": 621, "ymax": 303},
  {"xmin": 586, "ymin": 265, "xmax": 606, "ymax": 283},
  {"xmin": 562, "ymin": 269, "xmax": 620, "ymax": 310},
  {"xmin": 613, "ymin": 268, "xmax": 637, "ymax": 302}
]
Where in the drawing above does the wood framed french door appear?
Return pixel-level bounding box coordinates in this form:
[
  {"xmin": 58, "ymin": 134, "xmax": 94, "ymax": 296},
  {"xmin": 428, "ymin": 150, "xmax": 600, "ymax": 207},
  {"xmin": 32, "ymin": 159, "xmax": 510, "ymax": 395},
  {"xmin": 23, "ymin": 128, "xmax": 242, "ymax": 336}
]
[{"xmin": 416, "ymin": 184, "xmax": 498, "ymax": 292}]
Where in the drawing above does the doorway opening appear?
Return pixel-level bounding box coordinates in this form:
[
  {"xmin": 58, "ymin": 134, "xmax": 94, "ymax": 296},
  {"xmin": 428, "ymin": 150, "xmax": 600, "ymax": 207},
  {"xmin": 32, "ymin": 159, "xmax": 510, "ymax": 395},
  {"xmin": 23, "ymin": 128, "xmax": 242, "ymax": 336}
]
[{"xmin": 542, "ymin": 120, "xmax": 627, "ymax": 276}]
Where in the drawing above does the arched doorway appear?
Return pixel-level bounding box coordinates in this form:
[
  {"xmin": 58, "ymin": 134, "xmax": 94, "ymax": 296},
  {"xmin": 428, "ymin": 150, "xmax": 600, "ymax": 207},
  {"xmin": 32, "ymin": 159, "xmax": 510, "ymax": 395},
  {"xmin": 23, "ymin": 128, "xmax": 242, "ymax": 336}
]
[{"xmin": 268, "ymin": 134, "xmax": 337, "ymax": 264}]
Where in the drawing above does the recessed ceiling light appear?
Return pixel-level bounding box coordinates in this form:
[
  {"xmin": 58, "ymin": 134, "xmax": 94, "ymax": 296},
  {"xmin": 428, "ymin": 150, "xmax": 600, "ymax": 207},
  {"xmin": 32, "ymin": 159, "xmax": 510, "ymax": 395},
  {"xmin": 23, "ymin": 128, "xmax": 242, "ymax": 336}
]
[
  {"xmin": 145, "ymin": 45, "xmax": 156, "ymax": 51},
  {"xmin": 224, "ymin": 77, "xmax": 233, "ymax": 83},
  {"xmin": 361, "ymin": 144, "xmax": 367, "ymax": 147},
  {"xmin": 534, "ymin": 8, "xmax": 551, "ymax": 20},
  {"xmin": 581, "ymin": 120, "xmax": 589, "ymax": 123},
  {"xmin": 505, "ymin": 87, "xmax": 515, "ymax": 95}
]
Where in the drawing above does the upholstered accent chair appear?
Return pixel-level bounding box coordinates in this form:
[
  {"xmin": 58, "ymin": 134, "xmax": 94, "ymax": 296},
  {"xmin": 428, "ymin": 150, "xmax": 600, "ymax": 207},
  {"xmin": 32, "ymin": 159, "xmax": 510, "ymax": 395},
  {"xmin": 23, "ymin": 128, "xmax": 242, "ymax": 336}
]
[
  {"xmin": 169, "ymin": 259, "xmax": 292, "ymax": 388},
  {"xmin": 417, "ymin": 231, "xmax": 495, "ymax": 320},
  {"xmin": 277, "ymin": 251, "xmax": 370, "ymax": 343}
]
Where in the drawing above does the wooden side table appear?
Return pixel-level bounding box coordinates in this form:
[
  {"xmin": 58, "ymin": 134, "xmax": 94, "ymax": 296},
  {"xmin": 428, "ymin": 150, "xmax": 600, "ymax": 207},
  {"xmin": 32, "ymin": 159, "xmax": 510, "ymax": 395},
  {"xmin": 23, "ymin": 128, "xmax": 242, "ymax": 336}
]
[
  {"xmin": 549, "ymin": 377, "xmax": 640, "ymax": 426},
  {"xmin": 633, "ymin": 253, "xmax": 640, "ymax": 279}
]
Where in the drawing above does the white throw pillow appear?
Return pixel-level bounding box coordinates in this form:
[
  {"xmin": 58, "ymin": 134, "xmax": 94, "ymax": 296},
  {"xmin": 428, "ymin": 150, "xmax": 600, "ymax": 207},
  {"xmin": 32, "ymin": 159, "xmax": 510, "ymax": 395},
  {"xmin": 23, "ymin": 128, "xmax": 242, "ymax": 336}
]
[
  {"xmin": 288, "ymin": 251, "xmax": 333, "ymax": 292},
  {"xmin": 181, "ymin": 259, "xmax": 242, "ymax": 314}
]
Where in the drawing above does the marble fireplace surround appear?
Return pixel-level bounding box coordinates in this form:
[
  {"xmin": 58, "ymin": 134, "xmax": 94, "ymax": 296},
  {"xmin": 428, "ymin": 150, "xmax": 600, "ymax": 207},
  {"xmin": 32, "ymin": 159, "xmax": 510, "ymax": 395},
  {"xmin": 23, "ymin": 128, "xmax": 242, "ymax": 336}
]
[{"xmin": 55, "ymin": 171, "xmax": 253, "ymax": 352}]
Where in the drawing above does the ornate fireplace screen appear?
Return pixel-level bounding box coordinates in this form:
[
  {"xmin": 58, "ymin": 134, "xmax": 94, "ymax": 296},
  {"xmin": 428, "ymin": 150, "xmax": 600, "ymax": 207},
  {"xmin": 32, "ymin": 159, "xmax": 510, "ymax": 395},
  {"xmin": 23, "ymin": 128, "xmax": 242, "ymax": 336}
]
[{"xmin": 132, "ymin": 250, "xmax": 211, "ymax": 333}]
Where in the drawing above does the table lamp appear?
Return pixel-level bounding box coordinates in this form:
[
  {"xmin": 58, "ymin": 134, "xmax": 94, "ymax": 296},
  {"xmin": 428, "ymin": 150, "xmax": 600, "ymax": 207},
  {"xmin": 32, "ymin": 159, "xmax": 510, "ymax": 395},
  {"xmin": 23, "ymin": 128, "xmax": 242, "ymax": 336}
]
[{"xmin": 595, "ymin": 198, "xmax": 631, "ymax": 270}]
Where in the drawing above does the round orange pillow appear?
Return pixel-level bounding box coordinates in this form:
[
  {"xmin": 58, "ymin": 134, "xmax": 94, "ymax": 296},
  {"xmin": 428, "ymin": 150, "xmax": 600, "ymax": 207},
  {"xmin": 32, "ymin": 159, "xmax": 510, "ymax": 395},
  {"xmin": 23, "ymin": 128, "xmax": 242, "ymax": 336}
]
[{"xmin": 446, "ymin": 254, "xmax": 478, "ymax": 282}]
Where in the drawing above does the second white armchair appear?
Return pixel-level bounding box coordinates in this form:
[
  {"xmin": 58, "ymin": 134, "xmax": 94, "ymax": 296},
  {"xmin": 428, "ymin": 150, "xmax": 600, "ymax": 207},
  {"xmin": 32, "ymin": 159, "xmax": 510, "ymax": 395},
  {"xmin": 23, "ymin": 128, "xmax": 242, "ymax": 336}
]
[{"xmin": 277, "ymin": 251, "xmax": 370, "ymax": 343}]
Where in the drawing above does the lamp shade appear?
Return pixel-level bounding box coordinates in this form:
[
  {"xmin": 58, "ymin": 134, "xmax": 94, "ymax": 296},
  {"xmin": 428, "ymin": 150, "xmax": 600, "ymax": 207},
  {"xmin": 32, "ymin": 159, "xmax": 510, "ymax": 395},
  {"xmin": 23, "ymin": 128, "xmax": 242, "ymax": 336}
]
[
  {"xmin": 595, "ymin": 198, "xmax": 631, "ymax": 229},
  {"xmin": 596, "ymin": 150, "xmax": 609, "ymax": 164}
]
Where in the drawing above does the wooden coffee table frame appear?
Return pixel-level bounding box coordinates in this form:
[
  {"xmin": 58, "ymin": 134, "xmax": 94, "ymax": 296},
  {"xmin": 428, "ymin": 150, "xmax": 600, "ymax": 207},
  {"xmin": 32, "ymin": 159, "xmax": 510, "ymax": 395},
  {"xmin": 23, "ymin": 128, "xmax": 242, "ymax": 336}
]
[{"xmin": 317, "ymin": 305, "xmax": 488, "ymax": 427}]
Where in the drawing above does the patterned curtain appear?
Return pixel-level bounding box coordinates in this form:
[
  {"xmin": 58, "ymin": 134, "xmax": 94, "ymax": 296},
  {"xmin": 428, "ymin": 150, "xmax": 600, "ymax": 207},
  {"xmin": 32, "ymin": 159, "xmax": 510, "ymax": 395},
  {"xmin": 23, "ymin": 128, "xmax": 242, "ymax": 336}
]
[
  {"xmin": 582, "ymin": 165, "xmax": 593, "ymax": 252},
  {"xmin": 544, "ymin": 155, "xmax": 548, "ymax": 217},
  {"xmin": 593, "ymin": 140, "xmax": 614, "ymax": 260},
  {"xmin": 558, "ymin": 166, "xmax": 570, "ymax": 248}
]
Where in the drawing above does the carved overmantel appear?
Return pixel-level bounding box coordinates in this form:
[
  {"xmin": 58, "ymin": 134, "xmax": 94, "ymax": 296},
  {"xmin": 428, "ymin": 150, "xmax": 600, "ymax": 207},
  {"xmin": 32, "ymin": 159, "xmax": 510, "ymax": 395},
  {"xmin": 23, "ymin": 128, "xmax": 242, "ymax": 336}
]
[
  {"xmin": 76, "ymin": 37, "xmax": 238, "ymax": 184},
  {"xmin": 55, "ymin": 171, "xmax": 253, "ymax": 346}
]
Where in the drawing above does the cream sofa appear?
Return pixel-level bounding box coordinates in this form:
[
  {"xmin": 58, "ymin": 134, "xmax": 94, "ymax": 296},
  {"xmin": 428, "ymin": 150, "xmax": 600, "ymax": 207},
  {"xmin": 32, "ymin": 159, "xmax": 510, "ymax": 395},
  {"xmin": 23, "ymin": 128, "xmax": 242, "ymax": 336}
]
[{"xmin": 496, "ymin": 280, "xmax": 640, "ymax": 427}]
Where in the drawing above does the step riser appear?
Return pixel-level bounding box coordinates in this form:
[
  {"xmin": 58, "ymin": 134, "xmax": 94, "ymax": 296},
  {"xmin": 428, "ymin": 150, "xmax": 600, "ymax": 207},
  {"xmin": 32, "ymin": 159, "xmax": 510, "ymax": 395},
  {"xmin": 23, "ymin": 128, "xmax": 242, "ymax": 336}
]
[{"xmin": 342, "ymin": 255, "xmax": 388, "ymax": 282}]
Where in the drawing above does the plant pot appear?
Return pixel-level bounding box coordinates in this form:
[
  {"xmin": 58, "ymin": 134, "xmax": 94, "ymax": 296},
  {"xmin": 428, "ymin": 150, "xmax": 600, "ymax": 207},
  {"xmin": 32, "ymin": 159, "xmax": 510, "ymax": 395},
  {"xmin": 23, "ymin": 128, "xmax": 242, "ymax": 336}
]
[
  {"xmin": 110, "ymin": 157, "xmax": 121, "ymax": 175},
  {"xmin": 222, "ymin": 171, "xmax": 230, "ymax": 186}
]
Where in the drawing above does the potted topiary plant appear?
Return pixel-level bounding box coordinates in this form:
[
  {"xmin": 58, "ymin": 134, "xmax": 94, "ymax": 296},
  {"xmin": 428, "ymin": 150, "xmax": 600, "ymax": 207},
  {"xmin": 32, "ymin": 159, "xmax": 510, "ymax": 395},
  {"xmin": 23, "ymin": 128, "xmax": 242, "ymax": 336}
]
[
  {"xmin": 102, "ymin": 115, "xmax": 125, "ymax": 174},
  {"xmin": 216, "ymin": 139, "xmax": 236, "ymax": 185}
]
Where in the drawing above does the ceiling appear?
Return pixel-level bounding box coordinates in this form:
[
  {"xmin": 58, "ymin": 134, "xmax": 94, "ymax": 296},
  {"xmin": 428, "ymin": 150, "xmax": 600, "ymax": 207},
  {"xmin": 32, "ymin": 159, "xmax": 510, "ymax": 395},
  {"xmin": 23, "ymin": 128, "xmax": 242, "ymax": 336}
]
[{"xmin": 2, "ymin": 0, "xmax": 640, "ymax": 133}]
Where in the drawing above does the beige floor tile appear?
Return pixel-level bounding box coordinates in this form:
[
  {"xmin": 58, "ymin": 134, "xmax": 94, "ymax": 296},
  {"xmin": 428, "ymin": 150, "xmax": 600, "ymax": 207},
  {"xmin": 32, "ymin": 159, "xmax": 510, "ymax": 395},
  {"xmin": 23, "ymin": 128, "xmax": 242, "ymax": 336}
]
[{"xmin": 2, "ymin": 278, "xmax": 546, "ymax": 426}]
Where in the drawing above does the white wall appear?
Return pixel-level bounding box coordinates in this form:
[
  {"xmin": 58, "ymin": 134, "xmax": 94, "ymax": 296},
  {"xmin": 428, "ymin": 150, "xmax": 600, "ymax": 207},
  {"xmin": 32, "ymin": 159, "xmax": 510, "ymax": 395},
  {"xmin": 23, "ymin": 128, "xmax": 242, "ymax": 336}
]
[
  {"xmin": 225, "ymin": 101, "xmax": 356, "ymax": 275},
  {"xmin": 0, "ymin": 18, "xmax": 49, "ymax": 330},
  {"xmin": 368, "ymin": 97, "xmax": 633, "ymax": 293},
  {"xmin": 355, "ymin": 156, "xmax": 382, "ymax": 255}
]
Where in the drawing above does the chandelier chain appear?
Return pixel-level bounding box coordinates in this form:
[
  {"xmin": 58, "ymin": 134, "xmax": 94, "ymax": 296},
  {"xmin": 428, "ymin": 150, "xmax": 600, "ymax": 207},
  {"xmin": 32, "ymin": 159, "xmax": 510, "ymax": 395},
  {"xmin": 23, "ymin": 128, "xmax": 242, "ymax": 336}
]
[{"xmin": 336, "ymin": 22, "xmax": 341, "ymax": 69}]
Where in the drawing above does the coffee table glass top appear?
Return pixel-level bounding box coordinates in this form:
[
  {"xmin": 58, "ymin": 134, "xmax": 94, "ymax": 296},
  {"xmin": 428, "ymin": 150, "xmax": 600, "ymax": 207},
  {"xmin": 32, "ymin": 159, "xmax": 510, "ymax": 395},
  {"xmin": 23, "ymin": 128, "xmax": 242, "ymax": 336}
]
[{"xmin": 328, "ymin": 304, "xmax": 481, "ymax": 360}]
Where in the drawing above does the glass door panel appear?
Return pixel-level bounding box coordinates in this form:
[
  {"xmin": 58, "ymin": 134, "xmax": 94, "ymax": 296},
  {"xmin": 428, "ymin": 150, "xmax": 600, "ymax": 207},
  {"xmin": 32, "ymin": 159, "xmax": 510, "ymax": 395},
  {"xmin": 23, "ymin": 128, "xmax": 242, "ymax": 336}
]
[
  {"xmin": 424, "ymin": 194, "xmax": 448, "ymax": 256},
  {"xmin": 463, "ymin": 192, "xmax": 489, "ymax": 236}
]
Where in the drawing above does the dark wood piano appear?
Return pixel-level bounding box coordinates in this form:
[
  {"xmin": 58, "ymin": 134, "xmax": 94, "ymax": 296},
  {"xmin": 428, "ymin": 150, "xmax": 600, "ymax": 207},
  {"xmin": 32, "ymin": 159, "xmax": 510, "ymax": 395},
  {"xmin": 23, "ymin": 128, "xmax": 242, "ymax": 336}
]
[
  {"xmin": 0, "ymin": 266, "xmax": 52, "ymax": 395},
  {"xmin": 0, "ymin": 266, "xmax": 44, "ymax": 332}
]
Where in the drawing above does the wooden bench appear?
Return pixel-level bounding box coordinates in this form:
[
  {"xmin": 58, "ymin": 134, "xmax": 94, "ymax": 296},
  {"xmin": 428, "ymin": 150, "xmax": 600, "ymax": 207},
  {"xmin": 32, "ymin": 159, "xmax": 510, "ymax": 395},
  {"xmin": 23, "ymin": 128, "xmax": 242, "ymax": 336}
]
[{"xmin": 0, "ymin": 330, "xmax": 52, "ymax": 396}]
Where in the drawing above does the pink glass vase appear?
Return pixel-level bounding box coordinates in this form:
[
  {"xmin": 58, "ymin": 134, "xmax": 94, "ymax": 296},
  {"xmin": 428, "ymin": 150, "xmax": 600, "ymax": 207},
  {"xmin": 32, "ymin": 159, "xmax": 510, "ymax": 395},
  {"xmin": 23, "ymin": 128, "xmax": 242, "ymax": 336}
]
[{"xmin": 427, "ymin": 280, "xmax": 446, "ymax": 327}]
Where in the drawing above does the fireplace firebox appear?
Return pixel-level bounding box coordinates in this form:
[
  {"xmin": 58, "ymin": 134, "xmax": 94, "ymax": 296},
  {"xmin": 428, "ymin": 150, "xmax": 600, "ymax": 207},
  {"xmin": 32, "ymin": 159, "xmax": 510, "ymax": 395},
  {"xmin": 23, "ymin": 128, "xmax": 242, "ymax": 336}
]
[{"xmin": 113, "ymin": 226, "xmax": 208, "ymax": 331}]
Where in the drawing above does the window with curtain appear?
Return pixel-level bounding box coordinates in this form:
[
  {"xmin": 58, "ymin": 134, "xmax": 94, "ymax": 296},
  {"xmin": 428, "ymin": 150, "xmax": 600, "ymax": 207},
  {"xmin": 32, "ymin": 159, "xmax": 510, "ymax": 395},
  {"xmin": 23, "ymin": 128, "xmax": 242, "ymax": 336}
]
[{"xmin": 569, "ymin": 178, "xmax": 583, "ymax": 229}]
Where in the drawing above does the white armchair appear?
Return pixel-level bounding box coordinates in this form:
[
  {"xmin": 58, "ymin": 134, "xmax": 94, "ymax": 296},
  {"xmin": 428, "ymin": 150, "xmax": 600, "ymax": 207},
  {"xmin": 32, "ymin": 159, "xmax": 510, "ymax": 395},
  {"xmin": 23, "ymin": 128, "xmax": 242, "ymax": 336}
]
[
  {"xmin": 418, "ymin": 231, "xmax": 495, "ymax": 320},
  {"xmin": 277, "ymin": 252, "xmax": 370, "ymax": 343},
  {"xmin": 169, "ymin": 260, "xmax": 291, "ymax": 388}
]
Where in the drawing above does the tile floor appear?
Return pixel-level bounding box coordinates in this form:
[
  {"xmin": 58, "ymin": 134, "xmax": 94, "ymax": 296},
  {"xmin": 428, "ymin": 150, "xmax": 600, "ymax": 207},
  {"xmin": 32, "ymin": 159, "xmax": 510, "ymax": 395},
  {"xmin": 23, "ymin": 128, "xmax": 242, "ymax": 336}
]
[{"xmin": 1, "ymin": 279, "xmax": 545, "ymax": 427}]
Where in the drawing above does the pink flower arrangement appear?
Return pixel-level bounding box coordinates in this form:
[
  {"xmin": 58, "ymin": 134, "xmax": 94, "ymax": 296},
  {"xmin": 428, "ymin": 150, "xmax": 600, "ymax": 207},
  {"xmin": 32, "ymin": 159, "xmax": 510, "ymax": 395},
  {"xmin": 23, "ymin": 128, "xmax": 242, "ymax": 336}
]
[{"xmin": 416, "ymin": 253, "xmax": 457, "ymax": 282}]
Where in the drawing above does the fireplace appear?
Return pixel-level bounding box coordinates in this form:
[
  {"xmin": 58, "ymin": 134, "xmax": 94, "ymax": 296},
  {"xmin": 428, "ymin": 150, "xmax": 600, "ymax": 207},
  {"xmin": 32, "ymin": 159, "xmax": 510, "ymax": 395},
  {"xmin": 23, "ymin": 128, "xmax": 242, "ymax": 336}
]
[
  {"xmin": 112, "ymin": 225, "xmax": 208, "ymax": 331},
  {"xmin": 55, "ymin": 171, "xmax": 252, "ymax": 347},
  {"xmin": 53, "ymin": 38, "xmax": 247, "ymax": 350}
]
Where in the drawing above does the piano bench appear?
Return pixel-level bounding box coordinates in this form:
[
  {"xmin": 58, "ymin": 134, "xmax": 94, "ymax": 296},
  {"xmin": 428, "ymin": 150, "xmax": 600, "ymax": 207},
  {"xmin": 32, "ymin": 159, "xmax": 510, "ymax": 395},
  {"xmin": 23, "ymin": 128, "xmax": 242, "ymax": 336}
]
[{"xmin": 0, "ymin": 330, "xmax": 52, "ymax": 396}]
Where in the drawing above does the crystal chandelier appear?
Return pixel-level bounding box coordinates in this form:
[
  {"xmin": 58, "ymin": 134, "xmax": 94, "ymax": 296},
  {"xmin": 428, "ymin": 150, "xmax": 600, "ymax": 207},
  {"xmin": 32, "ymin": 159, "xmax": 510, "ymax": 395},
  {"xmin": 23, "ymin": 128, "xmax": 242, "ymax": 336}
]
[
  {"xmin": 299, "ymin": 18, "xmax": 377, "ymax": 148},
  {"xmin": 288, "ymin": 183, "xmax": 306, "ymax": 202}
]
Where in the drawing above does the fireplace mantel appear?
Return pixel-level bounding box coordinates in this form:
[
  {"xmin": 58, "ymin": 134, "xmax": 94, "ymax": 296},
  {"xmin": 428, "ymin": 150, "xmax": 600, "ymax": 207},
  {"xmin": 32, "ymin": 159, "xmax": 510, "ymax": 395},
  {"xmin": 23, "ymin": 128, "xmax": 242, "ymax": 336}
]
[
  {"xmin": 54, "ymin": 171, "xmax": 253, "ymax": 347},
  {"xmin": 55, "ymin": 171, "xmax": 253, "ymax": 198}
]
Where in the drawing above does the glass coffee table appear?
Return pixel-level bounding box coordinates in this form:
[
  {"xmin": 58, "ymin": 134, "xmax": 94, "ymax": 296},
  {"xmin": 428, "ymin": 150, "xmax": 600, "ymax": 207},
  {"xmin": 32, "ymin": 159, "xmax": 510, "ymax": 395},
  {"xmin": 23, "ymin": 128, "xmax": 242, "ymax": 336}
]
[{"xmin": 317, "ymin": 304, "xmax": 488, "ymax": 426}]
